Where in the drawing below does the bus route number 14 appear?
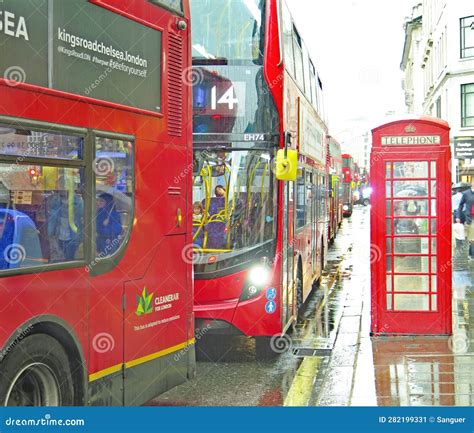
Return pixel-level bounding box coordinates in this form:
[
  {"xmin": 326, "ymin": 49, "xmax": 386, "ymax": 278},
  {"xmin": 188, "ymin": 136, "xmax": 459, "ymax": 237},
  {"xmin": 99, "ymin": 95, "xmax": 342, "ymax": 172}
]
[{"xmin": 211, "ymin": 86, "xmax": 239, "ymax": 111}]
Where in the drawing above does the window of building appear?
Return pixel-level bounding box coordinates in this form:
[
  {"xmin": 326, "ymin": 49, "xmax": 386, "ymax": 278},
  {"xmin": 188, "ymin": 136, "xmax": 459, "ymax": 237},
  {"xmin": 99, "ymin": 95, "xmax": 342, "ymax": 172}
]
[
  {"xmin": 460, "ymin": 16, "xmax": 474, "ymax": 59},
  {"xmin": 95, "ymin": 137, "xmax": 134, "ymax": 259},
  {"xmin": 461, "ymin": 83, "xmax": 474, "ymax": 128},
  {"xmin": 435, "ymin": 96, "xmax": 442, "ymax": 118}
]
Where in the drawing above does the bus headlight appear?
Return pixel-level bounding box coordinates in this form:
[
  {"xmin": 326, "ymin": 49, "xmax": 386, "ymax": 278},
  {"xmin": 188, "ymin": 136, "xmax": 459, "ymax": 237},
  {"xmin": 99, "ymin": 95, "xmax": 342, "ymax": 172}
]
[
  {"xmin": 248, "ymin": 265, "xmax": 271, "ymax": 286},
  {"xmin": 343, "ymin": 205, "xmax": 349, "ymax": 211}
]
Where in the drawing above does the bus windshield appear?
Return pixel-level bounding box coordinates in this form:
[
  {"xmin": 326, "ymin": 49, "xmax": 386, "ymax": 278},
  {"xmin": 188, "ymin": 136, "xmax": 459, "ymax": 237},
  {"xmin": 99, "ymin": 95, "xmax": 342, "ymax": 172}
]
[
  {"xmin": 193, "ymin": 148, "xmax": 276, "ymax": 256},
  {"xmin": 190, "ymin": 0, "xmax": 265, "ymax": 64}
]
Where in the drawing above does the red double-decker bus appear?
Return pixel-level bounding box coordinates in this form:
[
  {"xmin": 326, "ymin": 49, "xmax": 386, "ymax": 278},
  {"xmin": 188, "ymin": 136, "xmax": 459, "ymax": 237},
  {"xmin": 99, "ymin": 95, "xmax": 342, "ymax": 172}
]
[
  {"xmin": 327, "ymin": 136, "xmax": 343, "ymax": 243},
  {"xmin": 190, "ymin": 0, "xmax": 329, "ymax": 355},
  {"xmin": 0, "ymin": 0, "xmax": 194, "ymax": 406},
  {"xmin": 342, "ymin": 154, "xmax": 355, "ymax": 217}
]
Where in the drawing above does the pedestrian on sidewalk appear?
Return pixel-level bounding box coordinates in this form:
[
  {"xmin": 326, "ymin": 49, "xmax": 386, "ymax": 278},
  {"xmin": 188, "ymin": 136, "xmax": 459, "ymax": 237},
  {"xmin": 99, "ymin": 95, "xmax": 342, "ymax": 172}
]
[
  {"xmin": 453, "ymin": 220, "xmax": 466, "ymax": 254},
  {"xmin": 456, "ymin": 179, "xmax": 474, "ymax": 259}
]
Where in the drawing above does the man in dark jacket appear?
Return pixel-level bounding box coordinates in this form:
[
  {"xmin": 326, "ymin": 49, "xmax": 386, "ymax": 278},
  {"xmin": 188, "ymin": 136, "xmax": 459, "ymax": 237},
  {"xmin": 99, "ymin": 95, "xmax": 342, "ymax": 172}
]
[{"xmin": 457, "ymin": 180, "xmax": 474, "ymax": 258}]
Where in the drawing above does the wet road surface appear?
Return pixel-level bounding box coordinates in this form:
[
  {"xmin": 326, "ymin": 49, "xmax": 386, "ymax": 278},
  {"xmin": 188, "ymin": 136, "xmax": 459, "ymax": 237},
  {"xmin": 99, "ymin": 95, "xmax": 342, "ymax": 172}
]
[{"xmin": 150, "ymin": 206, "xmax": 474, "ymax": 406}]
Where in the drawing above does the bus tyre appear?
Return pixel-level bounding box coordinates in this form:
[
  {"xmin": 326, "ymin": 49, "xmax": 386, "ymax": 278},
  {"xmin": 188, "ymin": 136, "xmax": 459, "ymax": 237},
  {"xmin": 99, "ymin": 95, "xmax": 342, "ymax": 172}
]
[
  {"xmin": 255, "ymin": 337, "xmax": 279, "ymax": 361},
  {"xmin": 0, "ymin": 334, "xmax": 74, "ymax": 406}
]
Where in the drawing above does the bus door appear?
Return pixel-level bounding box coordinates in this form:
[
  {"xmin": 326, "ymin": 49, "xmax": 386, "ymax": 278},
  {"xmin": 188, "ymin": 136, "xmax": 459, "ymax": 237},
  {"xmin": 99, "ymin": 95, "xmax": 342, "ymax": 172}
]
[{"xmin": 123, "ymin": 165, "xmax": 191, "ymax": 404}]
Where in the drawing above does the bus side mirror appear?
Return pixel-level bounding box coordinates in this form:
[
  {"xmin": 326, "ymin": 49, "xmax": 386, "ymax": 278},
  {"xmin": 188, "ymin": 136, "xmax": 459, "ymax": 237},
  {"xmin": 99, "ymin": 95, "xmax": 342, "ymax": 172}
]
[{"xmin": 275, "ymin": 148, "xmax": 298, "ymax": 181}]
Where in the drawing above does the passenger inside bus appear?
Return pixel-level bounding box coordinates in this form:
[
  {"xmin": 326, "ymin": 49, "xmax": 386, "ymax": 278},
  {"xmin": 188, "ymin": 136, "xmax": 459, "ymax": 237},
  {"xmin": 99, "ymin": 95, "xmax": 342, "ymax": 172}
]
[
  {"xmin": 205, "ymin": 185, "xmax": 227, "ymax": 249},
  {"xmin": 47, "ymin": 188, "xmax": 84, "ymax": 262},
  {"xmin": 96, "ymin": 193, "xmax": 123, "ymax": 257},
  {"xmin": 0, "ymin": 209, "xmax": 43, "ymax": 270},
  {"xmin": 192, "ymin": 201, "xmax": 206, "ymax": 248}
]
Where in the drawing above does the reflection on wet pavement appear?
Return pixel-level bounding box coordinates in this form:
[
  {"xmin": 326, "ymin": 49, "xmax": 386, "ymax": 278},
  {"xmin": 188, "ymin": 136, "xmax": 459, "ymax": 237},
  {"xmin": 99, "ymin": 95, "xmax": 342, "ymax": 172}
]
[{"xmin": 150, "ymin": 206, "xmax": 474, "ymax": 407}]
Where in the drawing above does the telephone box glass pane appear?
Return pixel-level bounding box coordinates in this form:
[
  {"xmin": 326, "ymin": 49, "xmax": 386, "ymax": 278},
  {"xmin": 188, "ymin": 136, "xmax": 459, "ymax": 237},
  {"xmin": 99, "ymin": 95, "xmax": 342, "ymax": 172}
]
[
  {"xmin": 394, "ymin": 256, "xmax": 429, "ymax": 273},
  {"xmin": 431, "ymin": 219, "xmax": 437, "ymax": 234},
  {"xmin": 387, "ymin": 295, "xmax": 393, "ymax": 310},
  {"xmin": 431, "ymin": 238, "xmax": 437, "ymax": 253},
  {"xmin": 394, "ymin": 218, "xmax": 429, "ymax": 235},
  {"xmin": 432, "ymin": 295, "xmax": 437, "ymax": 310},
  {"xmin": 431, "ymin": 200, "xmax": 437, "ymax": 216},
  {"xmin": 394, "ymin": 294, "xmax": 430, "ymax": 311},
  {"xmin": 394, "ymin": 275, "xmax": 430, "ymax": 292},
  {"xmin": 431, "ymin": 181, "xmax": 437, "ymax": 196},
  {"xmin": 386, "ymin": 163, "xmax": 392, "ymax": 178},
  {"xmin": 386, "ymin": 238, "xmax": 392, "ymax": 254},
  {"xmin": 386, "ymin": 275, "xmax": 392, "ymax": 292},
  {"xmin": 393, "ymin": 162, "xmax": 428, "ymax": 179},
  {"xmin": 432, "ymin": 275, "xmax": 437, "ymax": 292},
  {"xmin": 386, "ymin": 220, "xmax": 392, "ymax": 235},
  {"xmin": 394, "ymin": 237, "xmax": 429, "ymax": 254},
  {"xmin": 431, "ymin": 256, "xmax": 437, "ymax": 271},
  {"xmin": 386, "ymin": 256, "xmax": 392, "ymax": 273},
  {"xmin": 386, "ymin": 201, "xmax": 392, "ymax": 215},
  {"xmin": 430, "ymin": 161, "xmax": 437, "ymax": 178},
  {"xmin": 393, "ymin": 199, "xmax": 429, "ymax": 216},
  {"xmin": 386, "ymin": 182, "xmax": 392, "ymax": 198},
  {"xmin": 393, "ymin": 181, "xmax": 428, "ymax": 197}
]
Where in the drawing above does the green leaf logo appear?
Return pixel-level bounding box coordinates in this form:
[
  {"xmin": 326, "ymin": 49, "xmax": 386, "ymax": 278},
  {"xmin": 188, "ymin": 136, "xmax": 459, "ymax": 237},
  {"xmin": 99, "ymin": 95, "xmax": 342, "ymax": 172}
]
[{"xmin": 136, "ymin": 287, "xmax": 154, "ymax": 317}]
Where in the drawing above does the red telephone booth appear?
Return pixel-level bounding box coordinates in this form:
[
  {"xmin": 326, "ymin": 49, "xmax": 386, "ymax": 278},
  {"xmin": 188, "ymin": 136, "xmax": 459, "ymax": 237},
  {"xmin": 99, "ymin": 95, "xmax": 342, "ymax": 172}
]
[{"xmin": 371, "ymin": 116, "xmax": 452, "ymax": 335}]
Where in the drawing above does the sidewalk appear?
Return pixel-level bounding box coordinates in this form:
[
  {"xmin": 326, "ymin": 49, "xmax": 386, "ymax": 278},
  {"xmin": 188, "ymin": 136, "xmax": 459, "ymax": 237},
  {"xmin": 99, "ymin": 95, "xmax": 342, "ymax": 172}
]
[{"xmin": 312, "ymin": 207, "xmax": 474, "ymax": 406}]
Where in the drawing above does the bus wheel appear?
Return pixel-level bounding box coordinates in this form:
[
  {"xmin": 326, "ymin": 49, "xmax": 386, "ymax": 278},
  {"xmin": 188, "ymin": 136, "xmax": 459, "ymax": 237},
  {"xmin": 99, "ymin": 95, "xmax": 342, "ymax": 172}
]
[
  {"xmin": 255, "ymin": 337, "xmax": 278, "ymax": 361},
  {"xmin": 0, "ymin": 334, "xmax": 74, "ymax": 406},
  {"xmin": 255, "ymin": 335, "xmax": 291, "ymax": 361}
]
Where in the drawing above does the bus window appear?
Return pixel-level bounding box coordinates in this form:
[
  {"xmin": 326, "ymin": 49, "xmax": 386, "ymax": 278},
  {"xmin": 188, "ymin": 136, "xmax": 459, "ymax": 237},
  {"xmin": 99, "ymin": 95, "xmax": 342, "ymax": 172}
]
[
  {"xmin": 0, "ymin": 165, "xmax": 85, "ymax": 268},
  {"xmin": 192, "ymin": 149, "xmax": 276, "ymax": 254},
  {"xmin": 296, "ymin": 171, "xmax": 305, "ymax": 229},
  {"xmin": 292, "ymin": 26, "xmax": 305, "ymax": 89},
  {"xmin": 190, "ymin": 0, "xmax": 265, "ymax": 63},
  {"xmin": 305, "ymin": 171, "xmax": 312, "ymax": 226},
  {"xmin": 282, "ymin": 2, "xmax": 295, "ymax": 77},
  {"xmin": 95, "ymin": 137, "xmax": 133, "ymax": 259}
]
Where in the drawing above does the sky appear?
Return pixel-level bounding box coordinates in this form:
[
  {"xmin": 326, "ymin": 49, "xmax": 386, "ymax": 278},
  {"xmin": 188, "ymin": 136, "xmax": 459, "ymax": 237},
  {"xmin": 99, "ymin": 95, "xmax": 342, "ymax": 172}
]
[{"xmin": 286, "ymin": 0, "xmax": 416, "ymax": 146}]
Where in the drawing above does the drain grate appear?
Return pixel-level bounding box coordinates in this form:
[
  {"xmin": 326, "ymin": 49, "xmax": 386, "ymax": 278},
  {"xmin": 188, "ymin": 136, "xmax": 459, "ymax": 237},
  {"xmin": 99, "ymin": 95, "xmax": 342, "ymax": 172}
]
[{"xmin": 292, "ymin": 344, "xmax": 333, "ymax": 358}]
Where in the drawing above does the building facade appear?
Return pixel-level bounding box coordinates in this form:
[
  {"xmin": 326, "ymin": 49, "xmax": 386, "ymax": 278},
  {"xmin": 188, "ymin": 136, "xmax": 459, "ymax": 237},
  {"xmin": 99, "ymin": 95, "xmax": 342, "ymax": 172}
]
[{"xmin": 401, "ymin": 0, "xmax": 474, "ymax": 181}]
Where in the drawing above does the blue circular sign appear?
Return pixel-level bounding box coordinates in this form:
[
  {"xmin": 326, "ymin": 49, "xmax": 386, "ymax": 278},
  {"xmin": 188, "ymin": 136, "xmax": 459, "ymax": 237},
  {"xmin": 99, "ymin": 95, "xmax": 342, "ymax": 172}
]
[
  {"xmin": 266, "ymin": 288, "xmax": 277, "ymax": 301},
  {"xmin": 265, "ymin": 301, "xmax": 276, "ymax": 314}
]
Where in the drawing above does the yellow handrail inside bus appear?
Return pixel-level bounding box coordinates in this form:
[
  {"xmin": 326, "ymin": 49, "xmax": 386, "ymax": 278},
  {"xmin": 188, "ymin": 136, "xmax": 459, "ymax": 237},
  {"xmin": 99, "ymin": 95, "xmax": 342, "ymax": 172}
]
[
  {"xmin": 247, "ymin": 159, "xmax": 261, "ymax": 211},
  {"xmin": 261, "ymin": 163, "xmax": 269, "ymax": 202},
  {"xmin": 67, "ymin": 174, "xmax": 78, "ymax": 234},
  {"xmin": 194, "ymin": 249, "xmax": 232, "ymax": 254}
]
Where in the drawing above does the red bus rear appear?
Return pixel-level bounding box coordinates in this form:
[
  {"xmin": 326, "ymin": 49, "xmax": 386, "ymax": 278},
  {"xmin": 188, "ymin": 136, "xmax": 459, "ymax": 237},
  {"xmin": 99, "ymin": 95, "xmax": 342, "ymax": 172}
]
[
  {"xmin": 342, "ymin": 154, "xmax": 355, "ymax": 217},
  {"xmin": 190, "ymin": 0, "xmax": 329, "ymax": 354},
  {"xmin": 0, "ymin": 0, "xmax": 194, "ymax": 405}
]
